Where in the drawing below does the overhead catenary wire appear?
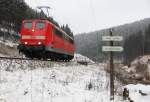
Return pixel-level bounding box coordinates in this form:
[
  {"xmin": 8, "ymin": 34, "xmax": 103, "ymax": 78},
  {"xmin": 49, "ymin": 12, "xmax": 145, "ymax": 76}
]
[
  {"xmin": 29, "ymin": 1, "xmax": 33, "ymax": 101},
  {"xmin": 88, "ymin": 0, "xmax": 100, "ymax": 62},
  {"xmin": 89, "ymin": 0, "xmax": 97, "ymax": 30},
  {"xmin": 30, "ymin": 65, "xmax": 33, "ymax": 102},
  {"xmin": 88, "ymin": 0, "xmax": 112, "ymax": 100},
  {"xmin": 0, "ymin": 61, "xmax": 2, "ymax": 96}
]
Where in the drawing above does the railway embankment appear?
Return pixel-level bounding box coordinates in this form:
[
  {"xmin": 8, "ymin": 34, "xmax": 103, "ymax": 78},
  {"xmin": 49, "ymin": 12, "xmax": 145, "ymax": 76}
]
[
  {"xmin": 0, "ymin": 39, "xmax": 19, "ymax": 57},
  {"xmin": 114, "ymin": 56, "xmax": 150, "ymax": 85}
]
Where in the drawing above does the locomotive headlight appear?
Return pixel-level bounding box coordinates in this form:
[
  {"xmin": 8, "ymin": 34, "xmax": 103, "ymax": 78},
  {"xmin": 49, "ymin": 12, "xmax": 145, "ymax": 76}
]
[
  {"xmin": 32, "ymin": 29, "xmax": 35, "ymax": 32},
  {"xmin": 38, "ymin": 42, "xmax": 42, "ymax": 45},
  {"xmin": 24, "ymin": 42, "xmax": 28, "ymax": 45}
]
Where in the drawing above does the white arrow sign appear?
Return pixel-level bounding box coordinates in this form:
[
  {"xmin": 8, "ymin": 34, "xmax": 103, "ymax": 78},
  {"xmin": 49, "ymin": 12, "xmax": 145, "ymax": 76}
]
[
  {"xmin": 102, "ymin": 36, "xmax": 123, "ymax": 41},
  {"xmin": 102, "ymin": 46, "xmax": 123, "ymax": 52}
]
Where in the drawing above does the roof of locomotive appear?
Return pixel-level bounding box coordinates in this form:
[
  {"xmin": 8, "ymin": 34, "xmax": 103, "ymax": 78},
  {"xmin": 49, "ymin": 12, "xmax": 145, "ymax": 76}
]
[{"xmin": 22, "ymin": 19, "xmax": 74, "ymax": 40}]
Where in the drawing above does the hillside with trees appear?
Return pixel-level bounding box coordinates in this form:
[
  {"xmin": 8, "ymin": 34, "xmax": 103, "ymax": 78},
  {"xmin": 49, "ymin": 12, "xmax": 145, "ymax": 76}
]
[
  {"xmin": 75, "ymin": 18, "xmax": 150, "ymax": 64},
  {"xmin": 0, "ymin": 0, "xmax": 73, "ymax": 41}
]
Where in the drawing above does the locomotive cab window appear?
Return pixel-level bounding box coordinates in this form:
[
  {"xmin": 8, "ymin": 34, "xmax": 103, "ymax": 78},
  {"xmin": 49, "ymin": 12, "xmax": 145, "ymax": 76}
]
[
  {"xmin": 36, "ymin": 22, "xmax": 45, "ymax": 29},
  {"xmin": 24, "ymin": 22, "xmax": 32, "ymax": 29}
]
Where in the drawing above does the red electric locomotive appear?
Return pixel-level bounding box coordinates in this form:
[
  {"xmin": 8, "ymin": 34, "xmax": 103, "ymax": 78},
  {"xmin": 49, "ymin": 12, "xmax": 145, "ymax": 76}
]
[{"xmin": 18, "ymin": 19, "xmax": 75, "ymax": 61}]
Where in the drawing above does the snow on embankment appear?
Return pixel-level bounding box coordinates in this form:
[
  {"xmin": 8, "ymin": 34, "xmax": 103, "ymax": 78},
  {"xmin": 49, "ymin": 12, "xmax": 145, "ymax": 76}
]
[
  {"xmin": 0, "ymin": 54, "xmax": 94, "ymax": 72},
  {"xmin": 0, "ymin": 39, "xmax": 18, "ymax": 48},
  {"xmin": 0, "ymin": 65, "xmax": 108, "ymax": 102},
  {"xmin": 0, "ymin": 53, "xmax": 123, "ymax": 102},
  {"xmin": 117, "ymin": 55, "xmax": 150, "ymax": 102},
  {"xmin": 120, "ymin": 55, "xmax": 150, "ymax": 82},
  {"xmin": 0, "ymin": 39, "xmax": 18, "ymax": 57},
  {"xmin": 73, "ymin": 54, "xmax": 94, "ymax": 63}
]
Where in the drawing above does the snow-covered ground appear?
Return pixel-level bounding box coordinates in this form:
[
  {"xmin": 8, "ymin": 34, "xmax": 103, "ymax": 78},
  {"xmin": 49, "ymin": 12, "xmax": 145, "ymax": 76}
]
[
  {"xmin": 0, "ymin": 65, "xmax": 107, "ymax": 102},
  {"xmin": 73, "ymin": 54, "xmax": 94, "ymax": 63},
  {"xmin": 124, "ymin": 84, "xmax": 150, "ymax": 102},
  {"xmin": 0, "ymin": 54, "xmax": 124, "ymax": 102},
  {"xmin": 1, "ymin": 48, "xmax": 150, "ymax": 102},
  {"xmin": 119, "ymin": 55, "xmax": 150, "ymax": 102},
  {"xmin": 0, "ymin": 38, "xmax": 18, "ymax": 48}
]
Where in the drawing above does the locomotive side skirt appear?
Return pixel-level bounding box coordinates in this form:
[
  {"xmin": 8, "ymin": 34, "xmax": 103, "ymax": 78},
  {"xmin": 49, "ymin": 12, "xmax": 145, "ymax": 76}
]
[{"xmin": 46, "ymin": 46, "xmax": 74, "ymax": 56}]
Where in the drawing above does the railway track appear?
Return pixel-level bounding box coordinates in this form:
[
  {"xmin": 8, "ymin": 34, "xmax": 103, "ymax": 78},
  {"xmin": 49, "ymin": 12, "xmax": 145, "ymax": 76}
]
[
  {"xmin": 0, "ymin": 56, "xmax": 69, "ymax": 62},
  {"xmin": 0, "ymin": 56, "xmax": 98, "ymax": 66},
  {"xmin": 0, "ymin": 56, "xmax": 80, "ymax": 62}
]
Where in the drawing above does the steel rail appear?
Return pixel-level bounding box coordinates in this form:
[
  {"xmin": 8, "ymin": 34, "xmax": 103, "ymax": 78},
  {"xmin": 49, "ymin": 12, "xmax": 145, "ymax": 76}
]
[
  {"xmin": 0, "ymin": 56, "xmax": 55, "ymax": 62},
  {"xmin": 0, "ymin": 56, "xmax": 100, "ymax": 66}
]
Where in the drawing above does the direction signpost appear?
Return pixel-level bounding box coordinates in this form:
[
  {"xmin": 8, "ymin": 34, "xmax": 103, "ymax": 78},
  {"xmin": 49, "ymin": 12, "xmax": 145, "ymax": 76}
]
[
  {"xmin": 102, "ymin": 46, "xmax": 123, "ymax": 52},
  {"xmin": 102, "ymin": 29, "xmax": 123, "ymax": 100},
  {"xmin": 102, "ymin": 36, "xmax": 123, "ymax": 41}
]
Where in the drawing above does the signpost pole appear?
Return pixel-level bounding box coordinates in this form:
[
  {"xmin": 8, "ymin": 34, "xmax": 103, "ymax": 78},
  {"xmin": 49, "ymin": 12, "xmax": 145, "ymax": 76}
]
[
  {"xmin": 102, "ymin": 29, "xmax": 123, "ymax": 100},
  {"xmin": 110, "ymin": 29, "xmax": 114, "ymax": 100}
]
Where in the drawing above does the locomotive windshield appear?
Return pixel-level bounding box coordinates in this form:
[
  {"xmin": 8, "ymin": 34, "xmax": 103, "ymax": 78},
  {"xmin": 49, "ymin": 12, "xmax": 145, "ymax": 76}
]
[
  {"xmin": 36, "ymin": 22, "xmax": 45, "ymax": 29},
  {"xmin": 24, "ymin": 22, "xmax": 32, "ymax": 29}
]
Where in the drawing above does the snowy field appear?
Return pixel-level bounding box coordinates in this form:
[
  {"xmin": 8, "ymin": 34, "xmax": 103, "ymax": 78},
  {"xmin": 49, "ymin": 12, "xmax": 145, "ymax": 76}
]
[
  {"xmin": 0, "ymin": 53, "xmax": 150, "ymax": 102},
  {"xmin": 124, "ymin": 84, "xmax": 150, "ymax": 102},
  {"xmin": 0, "ymin": 54, "xmax": 124, "ymax": 102},
  {"xmin": 0, "ymin": 64, "xmax": 109, "ymax": 102},
  {"xmin": 0, "ymin": 38, "xmax": 18, "ymax": 48}
]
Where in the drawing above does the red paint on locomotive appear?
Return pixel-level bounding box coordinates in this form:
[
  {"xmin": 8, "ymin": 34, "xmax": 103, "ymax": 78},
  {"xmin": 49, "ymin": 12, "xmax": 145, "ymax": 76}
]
[{"xmin": 18, "ymin": 19, "xmax": 75, "ymax": 60}]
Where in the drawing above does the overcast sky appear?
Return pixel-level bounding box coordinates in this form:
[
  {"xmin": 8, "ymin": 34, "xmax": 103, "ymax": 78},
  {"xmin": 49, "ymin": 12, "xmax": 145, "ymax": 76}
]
[{"xmin": 25, "ymin": 0, "xmax": 150, "ymax": 34}]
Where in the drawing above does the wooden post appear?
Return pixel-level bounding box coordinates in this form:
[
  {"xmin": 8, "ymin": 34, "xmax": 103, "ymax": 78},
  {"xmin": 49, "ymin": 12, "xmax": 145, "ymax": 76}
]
[
  {"xmin": 110, "ymin": 29, "xmax": 114, "ymax": 100},
  {"xmin": 102, "ymin": 28, "xmax": 123, "ymax": 100}
]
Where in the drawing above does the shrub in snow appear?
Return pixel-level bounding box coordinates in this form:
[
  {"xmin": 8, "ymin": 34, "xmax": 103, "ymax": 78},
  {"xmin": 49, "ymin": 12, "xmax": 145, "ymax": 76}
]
[
  {"xmin": 139, "ymin": 90, "xmax": 147, "ymax": 96},
  {"xmin": 87, "ymin": 82, "xmax": 93, "ymax": 90}
]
